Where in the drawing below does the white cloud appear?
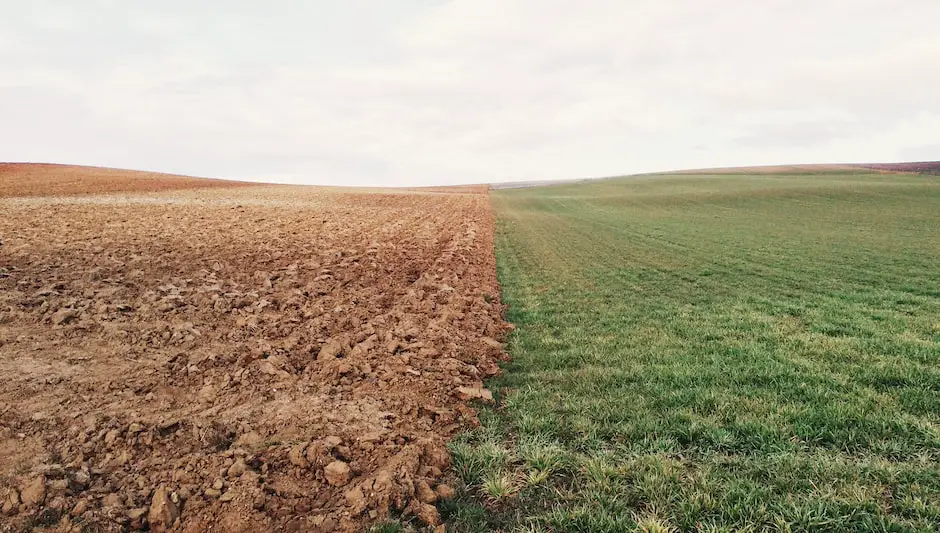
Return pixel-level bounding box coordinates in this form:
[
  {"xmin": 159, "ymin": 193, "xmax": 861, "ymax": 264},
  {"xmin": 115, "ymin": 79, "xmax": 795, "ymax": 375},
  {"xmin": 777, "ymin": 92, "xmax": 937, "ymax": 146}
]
[{"xmin": 1, "ymin": 0, "xmax": 939, "ymax": 186}]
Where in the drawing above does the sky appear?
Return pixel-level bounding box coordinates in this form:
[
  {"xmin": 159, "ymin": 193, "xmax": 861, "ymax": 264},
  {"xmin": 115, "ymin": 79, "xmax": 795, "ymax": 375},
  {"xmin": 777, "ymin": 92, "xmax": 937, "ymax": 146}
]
[{"xmin": 2, "ymin": 1, "xmax": 939, "ymax": 186}]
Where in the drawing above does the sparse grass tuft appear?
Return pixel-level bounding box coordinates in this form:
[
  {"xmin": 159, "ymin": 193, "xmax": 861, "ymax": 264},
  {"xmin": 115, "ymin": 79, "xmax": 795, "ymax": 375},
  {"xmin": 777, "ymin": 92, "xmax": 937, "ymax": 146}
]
[
  {"xmin": 480, "ymin": 470, "xmax": 519, "ymax": 501},
  {"xmin": 518, "ymin": 434, "xmax": 569, "ymax": 475},
  {"xmin": 635, "ymin": 514, "xmax": 677, "ymax": 533},
  {"xmin": 369, "ymin": 521, "xmax": 406, "ymax": 533},
  {"xmin": 450, "ymin": 432, "xmax": 515, "ymax": 489},
  {"xmin": 523, "ymin": 468, "xmax": 551, "ymax": 487}
]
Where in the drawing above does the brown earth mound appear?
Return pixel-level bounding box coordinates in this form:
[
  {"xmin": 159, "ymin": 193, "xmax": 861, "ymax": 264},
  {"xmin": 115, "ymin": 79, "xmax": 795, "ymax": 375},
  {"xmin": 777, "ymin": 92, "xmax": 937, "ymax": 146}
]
[
  {"xmin": 857, "ymin": 161, "xmax": 940, "ymax": 174},
  {"xmin": 0, "ymin": 177, "xmax": 509, "ymax": 531},
  {"xmin": 0, "ymin": 164, "xmax": 255, "ymax": 198}
]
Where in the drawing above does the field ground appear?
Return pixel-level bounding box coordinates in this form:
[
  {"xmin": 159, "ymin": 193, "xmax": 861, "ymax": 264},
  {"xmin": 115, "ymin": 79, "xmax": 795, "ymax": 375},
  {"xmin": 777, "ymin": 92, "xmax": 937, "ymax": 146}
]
[
  {"xmin": 445, "ymin": 171, "xmax": 940, "ymax": 531},
  {"xmin": 0, "ymin": 167, "xmax": 509, "ymax": 532},
  {"xmin": 0, "ymin": 163, "xmax": 254, "ymax": 197},
  {"xmin": 663, "ymin": 162, "xmax": 940, "ymax": 176}
]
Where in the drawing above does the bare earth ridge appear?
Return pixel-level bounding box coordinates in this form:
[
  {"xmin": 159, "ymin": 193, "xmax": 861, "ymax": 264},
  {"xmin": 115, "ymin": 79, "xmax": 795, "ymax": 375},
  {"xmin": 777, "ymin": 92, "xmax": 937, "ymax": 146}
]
[
  {"xmin": 0, "ymin": 165, "xmax": 510, "ymax": 532},
  {"xmin": 0, "ymin": 163, "xmax": 257, "ymax": 198}
]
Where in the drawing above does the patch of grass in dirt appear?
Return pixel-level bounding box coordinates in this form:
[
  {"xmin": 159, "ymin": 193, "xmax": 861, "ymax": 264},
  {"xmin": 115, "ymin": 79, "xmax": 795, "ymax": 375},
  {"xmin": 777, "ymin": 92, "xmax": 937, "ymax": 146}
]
[
  {"xmin": 449, "ymin": 172, "xmax": 940, "ymax": 531},
  {"xmin": 369, "ymin": 521, "xmax": 408, "ymax": 533}
]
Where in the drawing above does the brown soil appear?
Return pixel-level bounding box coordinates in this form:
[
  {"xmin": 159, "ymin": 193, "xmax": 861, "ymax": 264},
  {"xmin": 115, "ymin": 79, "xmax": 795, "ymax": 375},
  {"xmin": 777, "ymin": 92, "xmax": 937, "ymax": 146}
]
[
  {"xmin": 857, "ymin": 161, "xmax": 940, "ymax": 174},
  {"xmin": 0, "ymin": 164, "xmax": 256, "ymax": 198},
  {"xmin": 0, "ymin": 171, "xmax": 509, "ymax": 532}
]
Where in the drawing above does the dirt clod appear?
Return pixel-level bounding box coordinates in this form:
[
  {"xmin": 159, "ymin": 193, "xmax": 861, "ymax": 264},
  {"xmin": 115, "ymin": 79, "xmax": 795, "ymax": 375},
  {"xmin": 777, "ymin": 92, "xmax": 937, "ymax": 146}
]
[
  {"xmin": 102, "ymin": 493, "xmax": 123, "ymax": 509},
  {"xmin": 289, "ymin": 444, "xmax": 309, "ymax": 468},
  {"xmin": 435, "ymin": 483, "xmax": 456, "ymax": 500},
  {"xmin": 324, "ymin": 461, "xmax": 352, "ymax": 487},
  {"xmin": 51, "ymin": 308, "xmax": 80, "ymax": 325},
  {"xmin": 228, "ymin": 458, "xmax": 248, "ymax": 478},
  {"xmin": 317, "ymin": 340, "xmax": 344, "ymax": 361},
  {"xmin": 69, "ymin": 499, "xmax": 88, "ymax": 517},
  {"xmin": 455, "ymin": 386, "xmax": 494, "ymax": 403},
  {"xmin": 149, "ymin": 486, "xmax": 179, "ymax": 533},
  {"xmin": 409, "ymin": 500, "xmax": 442, "ymax": 526},
  {"xmin": 3, "ymin": 490, "xmax": 21, "ymax": 515},
  {"xmin": 20, "ymin": 476, "xmax": 45, "ymax": 507},
  {"xmin": 416, "ymin": 480, "xmax": 437, "ymax": 503}
]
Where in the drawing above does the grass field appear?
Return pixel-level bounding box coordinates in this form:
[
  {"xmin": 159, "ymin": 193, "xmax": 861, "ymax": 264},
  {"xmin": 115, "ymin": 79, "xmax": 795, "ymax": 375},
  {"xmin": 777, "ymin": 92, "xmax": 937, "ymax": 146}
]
[{"xmin": 443, "ymin": 171, "xmax": 940, "ymax": 532}]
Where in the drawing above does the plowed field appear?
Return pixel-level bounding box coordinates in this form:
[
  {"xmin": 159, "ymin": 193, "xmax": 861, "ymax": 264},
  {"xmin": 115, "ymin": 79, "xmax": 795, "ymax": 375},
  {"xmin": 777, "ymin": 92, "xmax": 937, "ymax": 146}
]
[
  {"xmin": 0, "ymin": 164, "xmax": 254, "ymax": 198},
  {"xmin": 0, "ymin": 167, "xmax": 509, "ymax": 532}
]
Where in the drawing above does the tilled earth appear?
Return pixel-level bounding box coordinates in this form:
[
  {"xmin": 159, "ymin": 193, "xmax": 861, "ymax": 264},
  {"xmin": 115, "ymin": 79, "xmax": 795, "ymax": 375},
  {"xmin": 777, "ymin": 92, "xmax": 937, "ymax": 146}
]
[
  {"xmin": 0, "ymin": 164, "xmax": 253, "ymax": 198},
  {"xmin": 0, "ymin": 171, "xmax": 509, "ymax": 532}
]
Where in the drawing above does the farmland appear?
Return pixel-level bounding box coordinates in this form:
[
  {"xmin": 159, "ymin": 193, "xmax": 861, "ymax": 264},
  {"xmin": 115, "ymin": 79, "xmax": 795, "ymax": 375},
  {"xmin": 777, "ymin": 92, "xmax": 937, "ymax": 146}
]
[
  {"xmin": 0, "ymin": 163, "xmax": 252, "ymax": 198},
  {"xmin": 0, "ymin": 165, "xmax": 508, "ymax": 532},
  {"xmin": 447, "ymin": 171, "xmax": 940, "ymax": 531},
  {"xmin": 2, "ymin": 164, "xmax": 939, "ymax": 532}
]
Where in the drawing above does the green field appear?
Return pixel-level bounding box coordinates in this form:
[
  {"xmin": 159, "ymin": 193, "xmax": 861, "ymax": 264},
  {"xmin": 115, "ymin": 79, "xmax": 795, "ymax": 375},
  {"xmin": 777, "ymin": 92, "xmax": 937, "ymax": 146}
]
[{"xmin": 444, "ymin": 172, "xmax": 940, "ymax": 532}]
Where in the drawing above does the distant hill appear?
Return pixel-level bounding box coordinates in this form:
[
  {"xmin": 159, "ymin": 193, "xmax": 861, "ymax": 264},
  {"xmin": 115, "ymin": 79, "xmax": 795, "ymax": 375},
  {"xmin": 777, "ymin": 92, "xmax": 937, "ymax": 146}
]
[
  {"xmin": 666, "ymin": 164, "xmax": 858, "ymax": 175},
  {"xmin": 856, "ymin": 162, "xmax": 940, "ymax": 174},
  {"xmin": 0, "ymin": 163, "xmax": 254, "ymax": 198},
  {"xmin": 490, "ymin": 178, "xmax": 591, "ymax": 190},
  {"xmin": 668, "ymin": 162, "xmax": 940, "ymax": 176}
]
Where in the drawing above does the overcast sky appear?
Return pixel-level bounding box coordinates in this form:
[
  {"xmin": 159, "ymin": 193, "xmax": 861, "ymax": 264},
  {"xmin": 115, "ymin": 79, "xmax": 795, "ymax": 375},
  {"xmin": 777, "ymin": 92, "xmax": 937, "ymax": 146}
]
[{"xmin": 2, "ymin": 1, "xmax": 939, "ymax": 186}]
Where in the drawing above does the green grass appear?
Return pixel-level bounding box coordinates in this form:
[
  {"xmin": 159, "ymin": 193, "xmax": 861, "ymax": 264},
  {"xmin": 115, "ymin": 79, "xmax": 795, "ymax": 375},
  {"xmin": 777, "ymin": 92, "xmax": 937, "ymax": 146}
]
[{"xmin": 446, "ymin": 172, "xmax": 940, "ymax": 532}]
